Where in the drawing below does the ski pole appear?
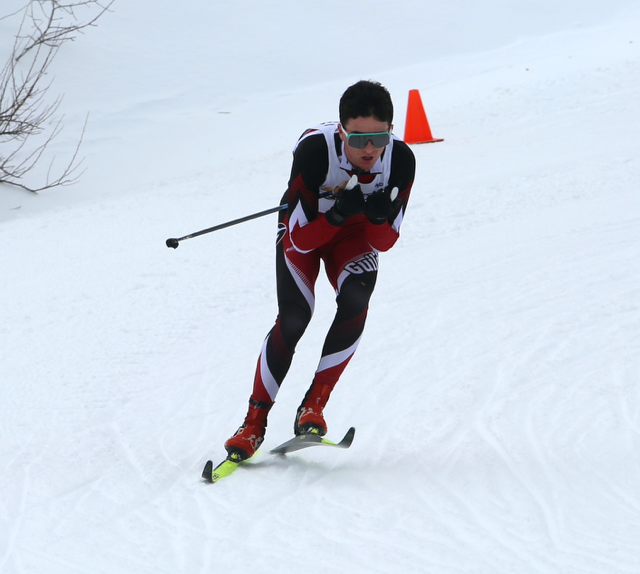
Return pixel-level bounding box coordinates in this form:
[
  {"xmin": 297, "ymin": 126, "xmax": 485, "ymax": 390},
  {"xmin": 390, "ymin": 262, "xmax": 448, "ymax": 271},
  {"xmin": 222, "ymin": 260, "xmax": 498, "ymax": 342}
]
[
  {"xmin": 165, "ymin": 176, "xmax": 358, "ymax": 249},
  {"xmin": 166, "ymin": 175, "xmax": 364, "ymax": 249},
  {"xmin": 165, "ymin": 204, "xmax": 286, "ymax": 249}
]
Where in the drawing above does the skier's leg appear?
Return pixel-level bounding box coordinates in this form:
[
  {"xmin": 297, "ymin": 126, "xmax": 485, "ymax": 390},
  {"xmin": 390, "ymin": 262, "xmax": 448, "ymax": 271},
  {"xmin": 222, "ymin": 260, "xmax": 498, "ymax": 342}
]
[
  {"xmin": 295, "ymin": 243, "xmax": 378, "ymax": 435},
  {"xmin": 226, "ymin": 227, "xmax": 320, "ymax": 458},
  {"xmin": 314, "ymin": 268, "xmax": 377, "ymax": 386},
  {"xmin": 250, "ymin": 229, "xmax": 321, "ymax": 404}
]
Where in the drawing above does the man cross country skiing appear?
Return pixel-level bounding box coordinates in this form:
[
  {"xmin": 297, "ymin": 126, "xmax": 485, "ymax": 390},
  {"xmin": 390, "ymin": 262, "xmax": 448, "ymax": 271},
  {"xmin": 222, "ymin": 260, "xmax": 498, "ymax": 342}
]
[{"xmin": 224, "ymin": 80, "xmax": 416, "ymax": 461}]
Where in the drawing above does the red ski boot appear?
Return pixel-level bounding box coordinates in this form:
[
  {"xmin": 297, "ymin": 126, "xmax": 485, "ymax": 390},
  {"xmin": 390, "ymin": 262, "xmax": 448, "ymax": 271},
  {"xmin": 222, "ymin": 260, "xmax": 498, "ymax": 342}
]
[
  {"xmin": 294, "ymin": 381, "xmax": 333, "ymax": 436},
  {"xmin": 224, "ymin": 400, "xmax": 272, "ymax": 461}
]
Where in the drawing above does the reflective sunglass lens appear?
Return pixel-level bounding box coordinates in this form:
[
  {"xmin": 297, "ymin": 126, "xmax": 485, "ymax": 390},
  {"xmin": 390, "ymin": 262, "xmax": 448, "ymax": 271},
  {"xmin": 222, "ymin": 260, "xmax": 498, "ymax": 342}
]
[{"xmin": 346, "ymin": 133, "xmax": 390, "ymax": 149}]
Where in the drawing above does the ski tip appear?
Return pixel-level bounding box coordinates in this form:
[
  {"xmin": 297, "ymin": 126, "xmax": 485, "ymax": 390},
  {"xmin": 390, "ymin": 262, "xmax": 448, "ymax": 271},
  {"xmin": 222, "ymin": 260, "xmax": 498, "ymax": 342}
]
[
  {"xmin": 321, "ymin": 426, "xmax": 355, "ymax": 448},
  {"xmin": 202, "ymin": 457, "xmax": 242, "ymax": 483},
  {"xmin": 202, "ymin": 460, "xmax": 214, "ymax": 483},
  {"xmin": 337, "ymin": 426, "xmax": 356, "ymax": 448}
]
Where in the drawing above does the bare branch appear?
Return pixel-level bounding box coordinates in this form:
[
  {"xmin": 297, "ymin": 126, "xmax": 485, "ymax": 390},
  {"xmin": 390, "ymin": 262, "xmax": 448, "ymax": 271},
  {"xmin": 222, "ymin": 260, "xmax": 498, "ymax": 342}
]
[
  {"xmin": 17, "ymin": 1, "xmax": 113, "ymax": 61},
  {"xmin": 0, "ymin": 0, "xmax": 113, "ymax": 193}
]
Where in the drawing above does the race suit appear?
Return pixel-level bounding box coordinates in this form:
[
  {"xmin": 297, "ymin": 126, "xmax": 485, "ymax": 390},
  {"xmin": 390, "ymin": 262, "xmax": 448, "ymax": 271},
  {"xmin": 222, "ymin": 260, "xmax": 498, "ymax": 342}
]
[{"xmin": 250, "ymin": 121, "xmax": 416, "ymax": 405}]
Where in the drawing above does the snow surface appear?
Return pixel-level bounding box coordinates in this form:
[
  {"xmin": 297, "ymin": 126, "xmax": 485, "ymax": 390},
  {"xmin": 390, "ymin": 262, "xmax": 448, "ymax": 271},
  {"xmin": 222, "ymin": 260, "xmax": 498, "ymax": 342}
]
[{"xmin": 2, "ymin": 1, "xmax": 640, "ymax": 572}]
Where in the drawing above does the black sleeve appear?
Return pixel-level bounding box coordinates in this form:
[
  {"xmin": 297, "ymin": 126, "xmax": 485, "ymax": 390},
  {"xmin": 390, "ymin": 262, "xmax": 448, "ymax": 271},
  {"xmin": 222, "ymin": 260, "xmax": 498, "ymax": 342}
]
[
  {"xmin": 287, "ymin": 133, "xmax": 329, "ymax": 193},
  {"xmin": 388, "ymin": 140, "xmax": 416, "ymax": 194}
]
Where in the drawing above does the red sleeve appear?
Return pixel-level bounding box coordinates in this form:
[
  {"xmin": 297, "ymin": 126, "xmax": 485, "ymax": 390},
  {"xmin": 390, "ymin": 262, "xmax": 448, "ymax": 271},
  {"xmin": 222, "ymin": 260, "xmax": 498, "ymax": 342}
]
[
  {"xmin": 287, "ymin": 175, "xmax": 341, "ymax": 252},
  {"xmin": 365, "ymin": 219, "xmax": 400, "ymax": 252}
]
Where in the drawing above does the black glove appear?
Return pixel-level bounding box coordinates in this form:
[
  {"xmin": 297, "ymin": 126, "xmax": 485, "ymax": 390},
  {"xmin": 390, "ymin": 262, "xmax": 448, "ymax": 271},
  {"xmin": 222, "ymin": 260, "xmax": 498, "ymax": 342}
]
[
  {"xmin": 325, "ymin": 184, "xmax": 365, "ymax": 226},
  {"xmin": 364, "ymin": 186, "xmax": 399, "ymax": 225}
]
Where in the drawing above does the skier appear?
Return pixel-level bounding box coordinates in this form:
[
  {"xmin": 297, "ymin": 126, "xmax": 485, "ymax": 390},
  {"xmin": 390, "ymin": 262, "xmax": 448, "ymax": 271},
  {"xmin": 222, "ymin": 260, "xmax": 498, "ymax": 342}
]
[{"xmin": 224, "ymin": 80, "xmax": 416, "ymax": 461}]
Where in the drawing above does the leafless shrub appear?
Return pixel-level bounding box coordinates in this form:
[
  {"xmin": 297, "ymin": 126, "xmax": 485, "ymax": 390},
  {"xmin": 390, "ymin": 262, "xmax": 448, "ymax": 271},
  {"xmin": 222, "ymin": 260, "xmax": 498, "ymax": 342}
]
[{"xmin": 0, "ymin": 1, "xmax": 113, "ymax": 193}]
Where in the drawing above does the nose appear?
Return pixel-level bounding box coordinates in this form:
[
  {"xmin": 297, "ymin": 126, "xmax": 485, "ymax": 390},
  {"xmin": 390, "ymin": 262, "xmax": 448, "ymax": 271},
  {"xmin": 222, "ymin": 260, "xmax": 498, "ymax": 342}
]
[{"xmin": 363, "ymin": 140, "xmax": 377, "ymax": 152}]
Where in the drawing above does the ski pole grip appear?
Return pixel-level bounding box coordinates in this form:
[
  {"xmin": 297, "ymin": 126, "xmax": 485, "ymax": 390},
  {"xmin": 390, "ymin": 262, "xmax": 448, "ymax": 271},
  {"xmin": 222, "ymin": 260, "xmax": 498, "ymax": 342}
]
[{"xmin": 344, "ymin": 174, "xmax": 359, "ymax": 191}]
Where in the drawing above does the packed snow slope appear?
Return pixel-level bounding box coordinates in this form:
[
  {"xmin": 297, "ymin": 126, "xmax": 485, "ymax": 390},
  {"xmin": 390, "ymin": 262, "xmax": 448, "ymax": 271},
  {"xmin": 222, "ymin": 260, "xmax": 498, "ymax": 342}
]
[{"xmin": 2, "ymin": 1, "xmax": 640, "ymax": 573}]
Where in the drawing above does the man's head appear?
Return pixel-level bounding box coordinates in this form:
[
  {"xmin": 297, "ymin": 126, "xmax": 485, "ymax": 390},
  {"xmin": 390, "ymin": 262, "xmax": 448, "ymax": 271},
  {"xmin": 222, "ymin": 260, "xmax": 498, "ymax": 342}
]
[
  {"xmin": 338, "ymin": 80, "xmax": 394, "ymax": 171},
  {"xmin": 339, "ymin": 80, "xmax": 394, "ymax": 127}
]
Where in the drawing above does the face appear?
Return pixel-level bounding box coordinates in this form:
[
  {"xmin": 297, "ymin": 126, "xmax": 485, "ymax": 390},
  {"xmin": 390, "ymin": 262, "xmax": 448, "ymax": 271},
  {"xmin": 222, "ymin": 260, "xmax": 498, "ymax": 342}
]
[{"xmin": 339, "ymin": 116, "xmax": 392, "ymax": 171}]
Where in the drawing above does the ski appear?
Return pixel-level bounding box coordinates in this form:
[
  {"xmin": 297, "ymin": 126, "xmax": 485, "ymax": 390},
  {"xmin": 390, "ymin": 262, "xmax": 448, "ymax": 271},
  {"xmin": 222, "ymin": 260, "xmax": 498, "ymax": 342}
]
[
  {"xmin": 202, "ymin": 427, "xmax": 356, "ymax": 483},
  {"xmin": 270, "ymin": 427, "xmax": 356, "ymax": 455},
  {"xmin": 201, "ymin": 453, "xmax": 243, "ymax": 484}
]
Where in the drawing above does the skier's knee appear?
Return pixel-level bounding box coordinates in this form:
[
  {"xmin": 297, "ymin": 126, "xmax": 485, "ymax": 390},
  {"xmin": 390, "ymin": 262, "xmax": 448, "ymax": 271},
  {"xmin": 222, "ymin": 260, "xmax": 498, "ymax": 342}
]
[
  {"xmin": 337, "ymin": 272, "xmax": 377, "ymax": 314},
  {"xmin": 278, "ymin": 302, "xmax": 312, "ymax": 344}
]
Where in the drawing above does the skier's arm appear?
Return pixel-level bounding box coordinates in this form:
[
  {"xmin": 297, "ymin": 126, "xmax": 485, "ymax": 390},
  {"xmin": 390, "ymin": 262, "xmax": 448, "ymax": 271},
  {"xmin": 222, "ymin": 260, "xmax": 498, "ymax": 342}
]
[
  {"xmin": 365, "ymin": 140, "xmax": 416, "ymax": 252},
  {"xmin": 285, "ymin": 134, "xmax": 341, "ymax": 252}
]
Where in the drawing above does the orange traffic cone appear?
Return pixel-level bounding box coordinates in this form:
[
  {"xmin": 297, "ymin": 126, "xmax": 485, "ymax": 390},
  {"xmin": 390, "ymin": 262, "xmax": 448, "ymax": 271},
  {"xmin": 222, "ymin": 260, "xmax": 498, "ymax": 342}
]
[{"xmin": 403, "ymin": 89, "xmax": 443, "ymax": 144}]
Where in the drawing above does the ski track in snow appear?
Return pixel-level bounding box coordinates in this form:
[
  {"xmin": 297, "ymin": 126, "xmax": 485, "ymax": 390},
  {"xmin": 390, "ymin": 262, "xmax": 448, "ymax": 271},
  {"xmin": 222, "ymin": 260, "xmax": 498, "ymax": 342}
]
[{"xmin": 2, "ymin": 1, "xmax": 640, "ymax": 573}]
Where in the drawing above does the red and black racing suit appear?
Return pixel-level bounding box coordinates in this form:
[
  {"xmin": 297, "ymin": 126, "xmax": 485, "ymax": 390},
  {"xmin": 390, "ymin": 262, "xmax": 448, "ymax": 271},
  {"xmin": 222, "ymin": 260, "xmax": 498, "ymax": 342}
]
[{"xmin": 249, "ymin": 122, "xmax": 416, "ymax": 406}]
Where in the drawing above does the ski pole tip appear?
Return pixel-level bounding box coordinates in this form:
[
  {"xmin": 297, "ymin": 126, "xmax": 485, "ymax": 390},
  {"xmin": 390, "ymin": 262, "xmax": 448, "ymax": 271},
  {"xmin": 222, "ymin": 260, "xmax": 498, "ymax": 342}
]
[{"xmin": 166, "ymin": 238, "xmax": 180, "ymax": 249}]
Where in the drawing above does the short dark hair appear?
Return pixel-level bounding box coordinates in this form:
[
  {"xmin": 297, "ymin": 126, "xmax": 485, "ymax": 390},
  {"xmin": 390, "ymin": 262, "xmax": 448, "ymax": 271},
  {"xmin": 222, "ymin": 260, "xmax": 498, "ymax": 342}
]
[{"xmin": 339, "ymin": 80, "xmax": 394, "ymax": 127}]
